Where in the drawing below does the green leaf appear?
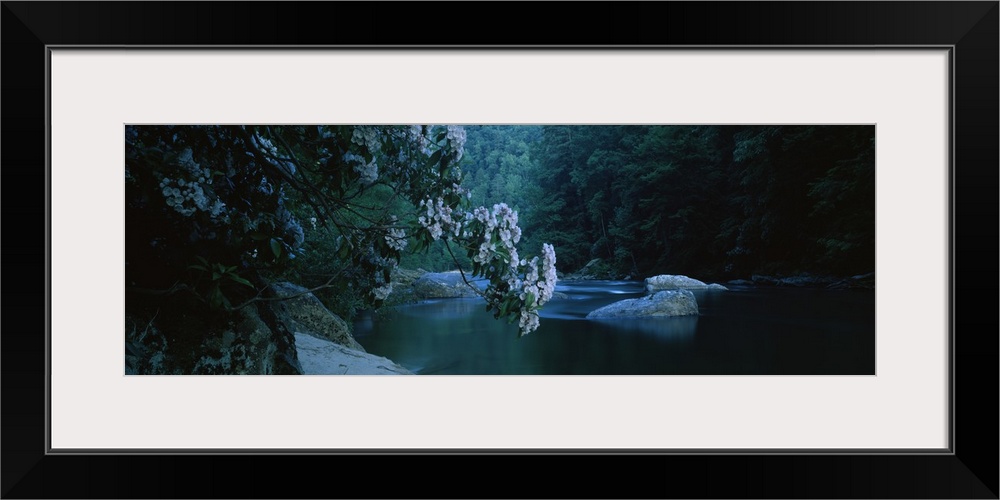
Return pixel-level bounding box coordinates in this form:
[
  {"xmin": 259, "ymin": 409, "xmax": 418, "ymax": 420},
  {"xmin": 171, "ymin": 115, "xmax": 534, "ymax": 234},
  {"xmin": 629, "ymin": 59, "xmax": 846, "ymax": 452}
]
[
  {"xmin": 208, "ymin": 283, "xmax": 222, "ymax": 307},
  {"xmin": 426, "ymin": 149, "xmax": 443, "ymax": 168},
  {"xmin": 248, "ymin": 231, "xmax": 269, "ymax": 241},
  {"xmin": 270, "ymin": 238, "xmax": 282, "ymax": 259},
  {"xmin": 187, "ymin": 264, "xmax": 208, "ymax": 272},
  {"xmin": 212, "ymin": 271, "xmax": 221, "ymax": 280},
  {"xmin": 227, "ymin": 274, "xmax": 254, "ymax": 288},
  {"xmin": 525, "ymin": 292, "xmax": 535, "ymax": 308}
]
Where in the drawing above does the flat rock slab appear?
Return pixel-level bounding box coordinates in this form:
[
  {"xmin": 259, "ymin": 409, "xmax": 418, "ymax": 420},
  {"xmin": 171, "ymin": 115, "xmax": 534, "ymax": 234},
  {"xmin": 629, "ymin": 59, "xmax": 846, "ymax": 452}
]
[
  {"xmin": 586, "ymin": 290, "xmax": 699, "ymax": 319},
  {"xmin": 294, "ymin": 333, "xmax": 412, "ymax": 375},
  {"xmin": 269, "ymin": 281, "xmax": 366, "ymax": 352}
]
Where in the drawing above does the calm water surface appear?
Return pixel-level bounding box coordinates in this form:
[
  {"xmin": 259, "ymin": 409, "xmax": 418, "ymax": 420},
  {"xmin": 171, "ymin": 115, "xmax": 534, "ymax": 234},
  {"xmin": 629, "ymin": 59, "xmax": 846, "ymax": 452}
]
[{"xmin": 352, "ymin": 280, "xmax": 875, "ymax": 375}]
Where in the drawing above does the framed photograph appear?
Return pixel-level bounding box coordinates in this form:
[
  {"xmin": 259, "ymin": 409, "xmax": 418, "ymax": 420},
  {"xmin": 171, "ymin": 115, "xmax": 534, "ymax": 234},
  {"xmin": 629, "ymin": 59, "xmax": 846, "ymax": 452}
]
[{"xmin": 4, "ymin": 2, "xmax": 996, "ymax": 498}]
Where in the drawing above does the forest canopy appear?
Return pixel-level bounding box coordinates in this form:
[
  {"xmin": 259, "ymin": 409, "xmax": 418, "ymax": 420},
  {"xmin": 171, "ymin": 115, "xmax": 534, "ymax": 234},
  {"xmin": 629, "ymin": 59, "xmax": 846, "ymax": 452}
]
[{"xmin": 463, "ymin": 125, "xmax": 875, "ymax": 280}]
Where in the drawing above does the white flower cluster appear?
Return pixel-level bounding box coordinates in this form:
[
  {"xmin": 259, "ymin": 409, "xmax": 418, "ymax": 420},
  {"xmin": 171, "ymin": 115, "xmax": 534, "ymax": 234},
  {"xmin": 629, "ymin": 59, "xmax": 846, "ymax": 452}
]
[
  {"xmin": 258, "ymin": 177, "xmax": 274, "ymax": 196},
  {"xmin": 351, "ymin": 126, "xmax": 381, "ymax": 151},
  {"xmin": 445, "ymin": 125, "xmax": 467, "ymax": 161},
  {"xmin": 413, "ymin": 191, "xmax": 558, "ymax": 336},
  {"xmin": 252, "ymin": 134, "xmax": 279, "ymax": 157},
  {"xmin": 384, "ymin": 216, "xmax": 407, "ymax": 251},
  {"xmin": 516, "ymin": 243, "xmax": 557, "ymax": 336},
  {"xmin": 462, "ymin": 202, "xmax": 556, "ymax": 337},
  {"xmin": 344, "ymin": 152, "xmax": 378, "ymax": 185},
  {"xmin": 159, "ymin": 149, "xmax": 227, "ymax": 219},
  {"xmin": 452, "ymin": 182, "xmax": 472, "ymax": 200},
  {"xmin": 408, "ymin": 125, "xmax": 432, "ymax": 156},
  {"xmin": 249, "ymin": 134, "xmax": 297, "ymax": 176},
  {"xmin": 372, "ymin": 283, "xmax": 393, "ymax": 301},
  {"xmin": 418, "ymin": 197, "xmax": 461, "ymax": 241},
  {"xmin": 518, "ymin": 309, "xmax": 540, "ymax": 334},
  {"xmin": 471, "ymin": 203, "xmax": 522, "ymax": 269}
]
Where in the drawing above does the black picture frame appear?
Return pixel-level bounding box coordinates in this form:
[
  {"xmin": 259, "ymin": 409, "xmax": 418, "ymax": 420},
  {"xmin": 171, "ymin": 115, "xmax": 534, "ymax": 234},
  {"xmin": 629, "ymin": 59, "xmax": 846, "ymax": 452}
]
[{"xmin": 3, "ymin": 2, "xmax": 996, "ymax": 498}]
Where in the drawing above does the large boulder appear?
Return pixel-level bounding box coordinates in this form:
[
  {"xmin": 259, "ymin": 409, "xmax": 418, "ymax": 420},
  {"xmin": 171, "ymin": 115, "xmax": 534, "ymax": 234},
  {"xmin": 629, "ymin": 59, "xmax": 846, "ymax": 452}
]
[
  {"xmin": 586, "ymin": 290, "xmax": 699, "ymax": 319},
  {"xmin": 381, "ymin": 267, "xmax": 427, "ymax": 304},
  {"xmin": 645, "ymin": 274, "xmax": 728, "ymax": 292},
  {"xmin": 412, "ymin": 271, "xmax": 482, "ymax": 299},
  {"xmin": 294, "ymin": 333, "xmax": 412, "ymax": 375},
  {"xmin": 268, "ymin": 281, "xmax": 365, "ymax": 352}
]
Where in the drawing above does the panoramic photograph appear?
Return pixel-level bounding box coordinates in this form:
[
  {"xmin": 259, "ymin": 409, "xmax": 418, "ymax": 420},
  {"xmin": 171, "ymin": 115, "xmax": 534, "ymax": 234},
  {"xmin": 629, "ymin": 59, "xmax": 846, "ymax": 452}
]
[{"xmin": 125, "ymin": 124, "xmax": 875, "ymax": 375}]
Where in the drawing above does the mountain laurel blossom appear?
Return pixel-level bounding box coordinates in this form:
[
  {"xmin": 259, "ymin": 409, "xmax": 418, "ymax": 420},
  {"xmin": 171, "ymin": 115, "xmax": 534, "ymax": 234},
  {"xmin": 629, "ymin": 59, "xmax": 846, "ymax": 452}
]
[
  {"xmin": 385, "ymin": 217, "xmax": 408, "ymax": 251},
  {"xmin": 445, "ymin": 125, "xmax": 467, "ymax": 162},
  {"xmin": 416, "ymin": 197, "xmax": 557, "ymax": 336},
  {"xmin": 514, "ymin": 243, "xmax": 557, "ymax": 336},
  {"xmin": 372, "ymin": 283, "xmax": 393, "ymax": 301},
  {"xmin": 158, "ymin": 148, "xmax": 228, "ymax": 220},
  {"xmin": 417, "ymin": 197, "xmax": 461, "ymax": 241},
  {"xmin": 344, "ymin": 152, "xmax": 379, "ymax": 185},
  {"xmin": 351, "ymin": 126, "xmax": 382, "ymax": 151}
]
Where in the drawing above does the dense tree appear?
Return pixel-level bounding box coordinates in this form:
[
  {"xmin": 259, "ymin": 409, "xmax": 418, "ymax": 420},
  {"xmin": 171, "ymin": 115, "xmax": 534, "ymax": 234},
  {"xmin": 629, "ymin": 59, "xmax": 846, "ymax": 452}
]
[
  {"xmin": 126, "ymin": 125, "xmax": 558, "ymax": 337},
  {"xmin": 457, "ymin": 125, "xmax": 875, "ymax": 280}
]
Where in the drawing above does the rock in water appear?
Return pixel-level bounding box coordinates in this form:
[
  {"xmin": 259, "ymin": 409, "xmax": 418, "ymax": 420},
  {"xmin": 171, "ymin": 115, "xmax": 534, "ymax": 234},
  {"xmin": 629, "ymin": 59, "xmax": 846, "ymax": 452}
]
[
  {"xmin": 645, "ymin": 274, "xmax": 728, "ymax": 292},
  {"xmin": 586, "ymin": 290, "xmax": 699, "ymax": 319},
  {"xmin": 412, "ymin": 271, "xmax": 482, "ymax": 299},
  {"xmin": 294, "ymin": 333, "xmax": 412, "ymax": 375}
]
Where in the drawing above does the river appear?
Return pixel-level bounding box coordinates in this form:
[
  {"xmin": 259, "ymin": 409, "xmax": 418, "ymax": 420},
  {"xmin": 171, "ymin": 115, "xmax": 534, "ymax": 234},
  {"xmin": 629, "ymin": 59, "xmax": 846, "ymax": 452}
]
[{"xmin": 352, "ymin": 280, "xmax": 875, "ymax": 375}]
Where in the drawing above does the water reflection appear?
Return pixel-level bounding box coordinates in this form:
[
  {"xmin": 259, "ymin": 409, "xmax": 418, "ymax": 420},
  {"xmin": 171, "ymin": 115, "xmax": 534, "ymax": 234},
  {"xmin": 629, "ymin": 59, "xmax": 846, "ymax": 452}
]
[
  {"xmin": 586, "ymin": 316, "xmax": 698, "ymax": 341},
  {"xmin": 388, "ymin": 298, "xmax": 486, "ymax": 319},
  {"xmin": 353, "ymin": 280, "xmax": 876, "ymax": 375}
]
